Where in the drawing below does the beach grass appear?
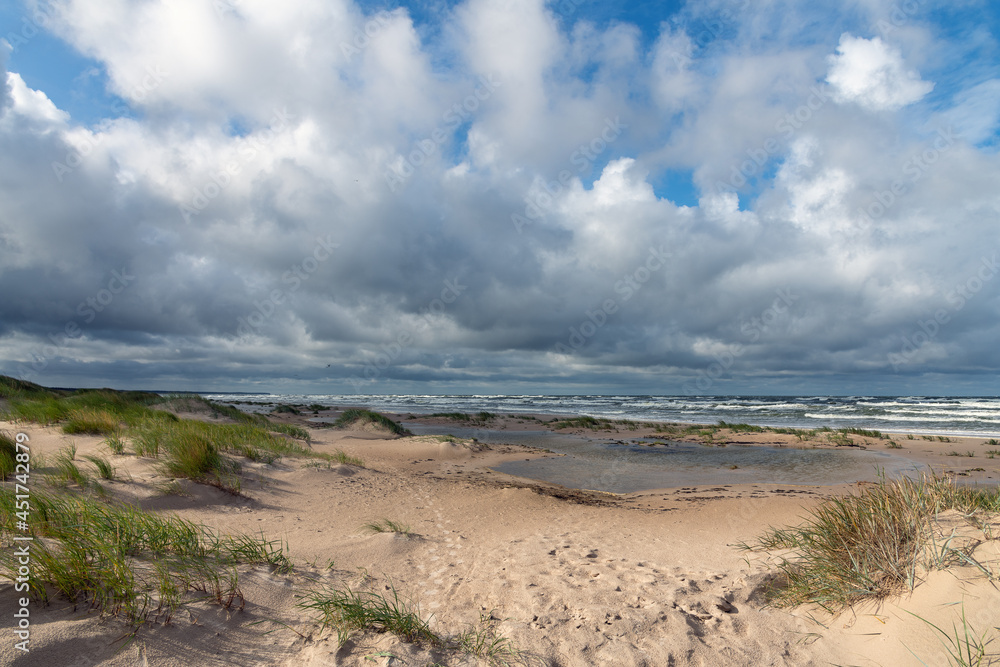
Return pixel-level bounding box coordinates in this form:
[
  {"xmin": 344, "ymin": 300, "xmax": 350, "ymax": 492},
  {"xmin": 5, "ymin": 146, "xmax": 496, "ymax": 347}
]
[
  {"xmin": 454, "ymin": 611, "xmax": 526, "ymax": 666},
  {"xmin": 362, "ymin": 518, "xmax": 412, "ymax": 535},
  {"xmin": 550, "ymin": 416, "xmax": 614, "ymax": 430},
  {"xmin": 83, "ymin": 453, "xmax": 116, "ymax": 480},
  {"xmin": 0, "ymin": 375, "xmax": 54, "ymax": 399},
  {"xmin": 741, "ymin": 473, "xmax": 1000, "ymax": 611},
  {"xmin": 299, "ymin": 582, "xmax": 439, "ymax": 646},
  {"xmin": 904, "ymin": 605, "xmax": 997, "ymax": 667},
  {"xmin": 0, "ymin": 431, "xmax": 17, "ymax": 480},
  {"xmin": 334, "ymin": 409, "xmax": 410, "ymax": 435},
  {"xmin": 1, "ymin": 380, "xmax": 358, "ymax": 491},
  {"xmin": 298, "ymin": 583, "xmax": 526, "ymax": 665},
  {"xmin": 0, "ymin": 488, "xmax": 292, "ymax": 630}
]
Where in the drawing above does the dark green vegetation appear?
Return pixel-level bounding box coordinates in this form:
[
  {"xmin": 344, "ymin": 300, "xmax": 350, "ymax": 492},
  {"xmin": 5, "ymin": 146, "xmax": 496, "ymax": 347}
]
[
  {"xmin": 0, "ymin": 376, "xmax": 355, "ymax": 493},
  {"xmin": 334, "ymin": 409, "xmax": 410, "ymax": 435},
  {"xmin": 0, "ymin": 431, "xmax": 15, "ymax": 480},
  {"xmin": 741, "ymin": 474, "xmax": 1000, "ymax": 611}
]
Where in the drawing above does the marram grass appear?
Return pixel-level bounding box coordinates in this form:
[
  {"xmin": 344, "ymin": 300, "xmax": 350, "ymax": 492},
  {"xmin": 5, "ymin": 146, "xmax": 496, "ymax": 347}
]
[
  {"xmin": 741, "ymin": 473, "xmax": 1000, "ymax": 611},
  {"xmin": 334, "ymin": 409, "xmax": 410, "ymax": 435},
  {"xmin": 362, "ymin": 518, "xmax": 412, "ymax": 535},
  {"xmin": 4, "ymin": 384, "xmax": 363, "ymax": 492},
  {"xmin": 297, "ymin": 583, "xmax": 527, "ymax": 665},
  {"xmin": 0, "ymin": 488, "xmax": 291, "ymax": 630}
]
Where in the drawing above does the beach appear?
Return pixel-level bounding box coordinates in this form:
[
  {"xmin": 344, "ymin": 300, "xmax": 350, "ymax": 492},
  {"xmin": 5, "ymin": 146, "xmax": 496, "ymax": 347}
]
[{"xmin": 2, "ymin": 404, "xmax": 999, "ymax": 666}]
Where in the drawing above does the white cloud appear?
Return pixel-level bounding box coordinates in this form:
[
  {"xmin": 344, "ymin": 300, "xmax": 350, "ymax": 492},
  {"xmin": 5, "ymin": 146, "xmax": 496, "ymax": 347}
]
[
  {"xmin": 1, "ymin": 1, "xmax": 999, "ymax": 393},
  {"xmin": 826, "ymin": 34, "xmax": 933, "ymax": 111},
  {"xmin": 6, "ymin": 73, "xmax": 69, "ymax": 125}
]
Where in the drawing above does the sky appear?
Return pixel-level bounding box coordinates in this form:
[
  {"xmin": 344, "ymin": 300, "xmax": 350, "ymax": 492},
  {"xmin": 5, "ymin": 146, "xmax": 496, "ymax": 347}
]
[{"xmin": 1, "ymin": 0, "xmax": 999, "ymax": 396}]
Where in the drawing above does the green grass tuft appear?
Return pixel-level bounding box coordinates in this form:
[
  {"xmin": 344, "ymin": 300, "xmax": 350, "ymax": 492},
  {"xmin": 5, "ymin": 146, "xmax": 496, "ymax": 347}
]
[
  {"xmin": 156, "ymin": 429, "xmax": 242, "ymax": 494},
  {"xmin": 0, "ymin": 488, "xmax": 292, "ymax": 630},
  {"xmin": 0, "ymin": 431, "xmax": 16, "ymax": 480},
  {"xmin": 332, "ymin": 450, "xmax": 365, "ymax": 467},
  {"xmin": 298, "ymin": 583, "xmax": 439, "ymax": 646},
  {"xmin": 741, "ymin": 473, "xmax": 1000, "ymax": 611},
  {"xmin": 454, "ymin": 611, "xmax": 525, "ymax": 666},
  {"xmin": 52, "ymin": 446, "xmax": 91, "ymax": 488},
  {"xmin": 362, "ymin": 519, "xmax": 412, "ymax": 535},
  {"xmin": 63, "ymin": 407, "xmax": 121, "ymax": 435},
  {"xmin": 83, "ymin": 453, "xmax": 116, "ymax": 480},
  {"xmin": 104, "ymin": 429, "xmax": 128, "ymax": 455}
]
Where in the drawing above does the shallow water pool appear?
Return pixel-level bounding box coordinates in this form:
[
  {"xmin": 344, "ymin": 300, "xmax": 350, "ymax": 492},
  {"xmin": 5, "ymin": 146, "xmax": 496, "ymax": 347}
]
[{"xmin": 404, "ymin": 424, "xmax": 920, "ymax": 493}]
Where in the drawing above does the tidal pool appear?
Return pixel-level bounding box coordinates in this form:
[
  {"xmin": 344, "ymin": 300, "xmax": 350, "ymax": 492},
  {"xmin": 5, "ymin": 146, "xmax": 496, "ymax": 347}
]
[{"xmin": 403, "ymin": 424, "xmax": 919, "ymax": 493}]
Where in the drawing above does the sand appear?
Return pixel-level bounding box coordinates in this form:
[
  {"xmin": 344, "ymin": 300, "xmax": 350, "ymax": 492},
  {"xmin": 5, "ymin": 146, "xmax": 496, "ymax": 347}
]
[{"xmin": 2, "ymin": 410, "xmax": 998, "ymax": 666}]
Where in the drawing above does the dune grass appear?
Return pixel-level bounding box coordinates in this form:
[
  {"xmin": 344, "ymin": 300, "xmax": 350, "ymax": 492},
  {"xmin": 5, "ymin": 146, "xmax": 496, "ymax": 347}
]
[
  {"xmin": 299, "ymin": 582, "xmax": 438, "ymax": 646},
  {"xmin": 133, "ymin": 418, "xmax": 339, "ymax": 493},
  {"xmin": 83, "ymin": 453, "xmax": 116, "ymax": 480},
  {"xmin": 0, "ymin": 431, "xmax": 16, "ymax": 480},
  {"xmin": 454, "ymin": 611, "xmax": 525, "ymax": 666},
  {"xmin": 0, "ymin": 375, "xmax": 54, "ymax": 399},
  {"xmin": 550, "ymin": 416, "xmax": 614, "ymax": 430},
  {"xmin": 0, "ymin": 488, "xmax": 292, "ymax": 630},
  {"xmin": 298, "ymin": 583, "xmax": 526, "ymax": 665},
  {"xmin": 362, "ymin": 518, "xmax": 412, "ymax": 535},
  {"xmin": 2, "ymin": 380, "xmax": 353, "ymax": 491},
  {"xmin": 334, "ymin": 409, "xmax": 410, "ymax": 435},
  {"xmin": 904, "ymin": 604, "xmax": 998, "ymax": 667},
  {"xmin": 741, "ymin": 473, "xmax": 1000, "ymax": 611}
]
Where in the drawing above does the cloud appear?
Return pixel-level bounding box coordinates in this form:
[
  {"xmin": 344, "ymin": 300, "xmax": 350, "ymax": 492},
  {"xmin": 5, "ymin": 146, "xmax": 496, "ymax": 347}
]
[
  {"xmin": 826, "ymin": 34, "xmax": 934, "ymax": 111},
  {"xmin": 0, "ymin": 40, "xmax": 11, "ymax": 113},
  {"xmin": 0, "ymin": 1, "xmax": 998, "ymax": 394},
  {"xmin": 943, "ymin": 78, "xmax": 1000, "ymax": 145}
]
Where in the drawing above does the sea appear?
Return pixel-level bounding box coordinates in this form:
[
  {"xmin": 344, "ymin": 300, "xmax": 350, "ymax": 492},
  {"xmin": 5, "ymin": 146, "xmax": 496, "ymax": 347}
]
[{"xmin": 200, "ymin": 394, "xmax": 1000, "ymax": 438}]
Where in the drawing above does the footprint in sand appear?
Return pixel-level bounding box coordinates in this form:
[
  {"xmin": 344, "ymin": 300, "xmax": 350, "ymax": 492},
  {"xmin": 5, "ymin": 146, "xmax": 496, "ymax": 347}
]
[{"xmin": 410, "ymin": 486, "xmax": 469, "ymax": 610}]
